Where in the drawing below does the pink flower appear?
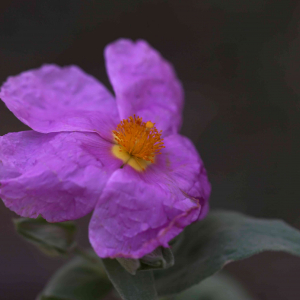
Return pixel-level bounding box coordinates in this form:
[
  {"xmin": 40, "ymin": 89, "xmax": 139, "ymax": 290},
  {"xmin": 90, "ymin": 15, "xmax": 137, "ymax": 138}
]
[{"xmin": 0, "ymin": 39, "xmax": 211, "ymax": 258}]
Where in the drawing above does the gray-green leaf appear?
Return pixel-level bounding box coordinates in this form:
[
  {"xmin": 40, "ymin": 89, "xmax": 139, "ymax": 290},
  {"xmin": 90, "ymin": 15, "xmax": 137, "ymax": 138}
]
[
  {"xmin": 155, "ymin": 210, "xmax": 300, "ymax": 296},
  {"xmin": 173, "ymin": 273, "xmax": 255, "ymax": 300},
  {"xmin": 102, "ymin": 258, "xmax": 158, "ymax": 300},
  {"xmin": 14, "ymin": 216, "xmax": 76, "ymax": 256},
  {"xmin": 38, "ymin": 252, "xmax": 112, "ymax": 300}
]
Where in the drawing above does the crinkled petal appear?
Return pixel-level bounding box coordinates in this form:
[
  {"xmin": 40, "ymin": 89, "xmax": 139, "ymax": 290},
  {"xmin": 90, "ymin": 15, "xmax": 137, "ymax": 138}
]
[
  {"xmin": 105, "ymin": 39, "xmax": 184, "ymax": 136},
  {"xmin": 0, "ymin": 64, "xmax": 119, "ymax": 133},
  {"xmin": 157, "ymin": 134, "xmax": 211, "ymax": 221},
  {"xmin": 89, "ymin": 134, "xmax": 210, "ymax": 258},
  {"xmin": 0, "ymin": 131, "xmax": 122, "ymax": 222}
]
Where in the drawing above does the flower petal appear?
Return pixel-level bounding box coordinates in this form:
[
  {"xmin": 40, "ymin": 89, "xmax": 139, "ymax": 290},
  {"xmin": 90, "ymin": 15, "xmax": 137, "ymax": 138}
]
[
  {"xmin": 105, "ymin": 39, "xmax": 184, "ymax": 136},
  {"xmin": 157, "ymin": 134, "xmax": 211, "ymax": 221},
  {"xmin": 89, "ymin": 134, "xmax": 210, "ymax": 258},
  {"xmin": 0, "ymin": 131, "xmax": 121, "ymax": 222},
  {"xmin": 0, "ymin": 64, "xmax": 119, "ymax": 133}
]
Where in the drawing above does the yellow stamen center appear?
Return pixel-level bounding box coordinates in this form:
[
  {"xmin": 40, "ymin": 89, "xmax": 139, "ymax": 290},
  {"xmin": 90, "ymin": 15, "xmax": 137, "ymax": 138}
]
[{"xmin": 112, "ymin": 115, "xmax": 164, "ymax": 171}]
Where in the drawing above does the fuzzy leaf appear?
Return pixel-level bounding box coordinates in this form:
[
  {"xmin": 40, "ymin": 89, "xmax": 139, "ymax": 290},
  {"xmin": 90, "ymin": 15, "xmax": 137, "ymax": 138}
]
[
  {"xmin": 39, "ymin": 253, "xmax": 112, "ymax": 300},
  {"xmin": 102, "ymin": 258, "xmax": 157, "ymax": 300},
  {"xmin": 14, "ymin": 216, "xmax": 76, "ymax": 256},
  {"xmin": 173, "ymin": 273, "xmax": 255, "ymax": 300},
  {"xmin": 155, "ymin": 210, "xmax": 300, "ymax": 296}
]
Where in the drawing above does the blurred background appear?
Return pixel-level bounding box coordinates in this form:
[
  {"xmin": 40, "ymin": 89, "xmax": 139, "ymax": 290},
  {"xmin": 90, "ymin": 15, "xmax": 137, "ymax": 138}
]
[{"xmin": 1, "ymin": 0, "xmax": 300, "ymax": 299}]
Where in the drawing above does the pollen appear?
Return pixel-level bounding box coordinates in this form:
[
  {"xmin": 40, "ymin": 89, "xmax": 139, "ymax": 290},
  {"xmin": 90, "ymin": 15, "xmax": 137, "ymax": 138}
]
[
  {"xmin": 146, "ymin": 121, "xmax": 154, "ymax": 129},
  {"xmin": 112, "ymin": 115, "xmax": 165, "ymax": 171}
]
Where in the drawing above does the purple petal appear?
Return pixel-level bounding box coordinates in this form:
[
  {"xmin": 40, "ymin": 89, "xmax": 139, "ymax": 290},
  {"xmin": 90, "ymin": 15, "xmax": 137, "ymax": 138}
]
[
  {"xmin": 89, "ymin": 134, "xmax": 210, "ymax": 258},
  {"xmin": 105, "ymin": 39, "xmax": 184, "ymax": 136},
  {"xmin": 0, "ymin": 131, "xmax": 121, "ymax": 222},
  {"xmin": 158, "ymin": 134, "xmax": 211, "ymax": 221},
  {"xmin": 0, "ymin": 64, "xmax": 119, "ymax": 133}
]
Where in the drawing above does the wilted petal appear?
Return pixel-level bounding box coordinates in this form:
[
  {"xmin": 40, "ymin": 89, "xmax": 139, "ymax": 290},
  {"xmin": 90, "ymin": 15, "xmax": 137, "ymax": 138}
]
[
  {"xmin": 0, "ymin": 64, "xmax": 119, "ymax": 133},
  {"xmin": 0, "ymin": 131, "xmax": 121, "ymax": 222},
  {"xmin": 105, "ymin": 39, "xmax": 184, "ymax": 136},
  {"xmin": 89, "ymin": 134, "xmax": 210, "ymax": 258}
]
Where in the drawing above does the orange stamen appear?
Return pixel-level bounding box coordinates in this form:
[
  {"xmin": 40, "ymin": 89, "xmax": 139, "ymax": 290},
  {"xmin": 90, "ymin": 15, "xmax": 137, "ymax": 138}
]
[{"xmin": 113, "ymin": 115, "xmax": 165, "ymax": 163}]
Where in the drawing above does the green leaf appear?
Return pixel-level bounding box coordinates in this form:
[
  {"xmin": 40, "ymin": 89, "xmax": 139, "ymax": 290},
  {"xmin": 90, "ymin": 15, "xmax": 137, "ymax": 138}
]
[
  {"xmin": 173, "ymin": 273, "xmax": 255, "ymax": 300},
  {"xmin": 102, "ymin": 258, "xmax": 158, "ymax": 300},
  {"xmin": 39, "ymin": 252, "xmax": 113, "ymax": 300},
  {"xmin": 155, "ymin": 210, "xmax": 300, "ymax": 296},
  {"xmin": 14, "ymin": 216, "xmax": 76, "ymax": 256}
]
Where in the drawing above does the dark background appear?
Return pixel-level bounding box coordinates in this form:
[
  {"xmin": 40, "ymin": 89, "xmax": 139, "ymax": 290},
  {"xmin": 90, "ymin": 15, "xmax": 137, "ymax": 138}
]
[{"xmin": 1, "ymin": 0, "xmax": 300, "ymax": 299}]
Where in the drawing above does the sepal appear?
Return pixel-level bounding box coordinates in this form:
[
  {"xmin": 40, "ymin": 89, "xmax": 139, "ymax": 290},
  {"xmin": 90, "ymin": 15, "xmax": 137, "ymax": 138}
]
[
  {"xmin": 116, "ymin": 247, "xmax": 174, "ymax": 275},
  {"xmin": 140, "ymin": 247, "xmax": 174, "ymax": 270}
]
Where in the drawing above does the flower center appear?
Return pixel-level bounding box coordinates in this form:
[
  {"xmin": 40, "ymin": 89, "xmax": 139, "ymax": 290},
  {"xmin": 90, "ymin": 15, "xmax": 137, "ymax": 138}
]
[{"xmin": 112, "ymin": 115, "xmax": 165, "ymax": 171}]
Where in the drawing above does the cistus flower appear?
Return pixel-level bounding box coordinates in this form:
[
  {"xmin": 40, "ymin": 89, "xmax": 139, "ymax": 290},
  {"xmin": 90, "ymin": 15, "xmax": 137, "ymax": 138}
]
[{"xmin": 0, "ymin": 39, "xmax": 211, "ymax": 258}]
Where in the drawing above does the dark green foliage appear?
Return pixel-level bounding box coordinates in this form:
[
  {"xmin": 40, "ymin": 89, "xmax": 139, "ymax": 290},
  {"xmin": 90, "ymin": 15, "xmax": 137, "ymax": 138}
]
[
  {"xmin": 14, "ymin": 216, "xmax": 76, "ymax": 256},
  {"xmin": 38, "ymin": 253, "xmax": 113, "ymax": 300},
  {"xmin": 155, "ymin": 211, "xmax": 300, "ymax": 296}
]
